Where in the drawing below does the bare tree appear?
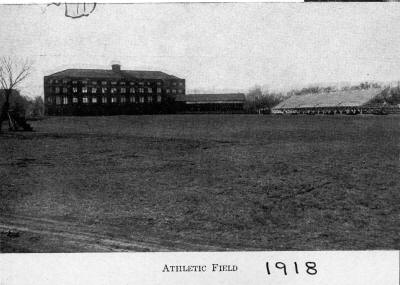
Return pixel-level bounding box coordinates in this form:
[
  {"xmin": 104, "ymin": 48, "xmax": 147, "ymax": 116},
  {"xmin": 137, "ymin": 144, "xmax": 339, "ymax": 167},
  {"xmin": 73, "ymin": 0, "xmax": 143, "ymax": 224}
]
[{"xmin": 0, "ymin": 56, "xmax": 33, "ymax": 132}]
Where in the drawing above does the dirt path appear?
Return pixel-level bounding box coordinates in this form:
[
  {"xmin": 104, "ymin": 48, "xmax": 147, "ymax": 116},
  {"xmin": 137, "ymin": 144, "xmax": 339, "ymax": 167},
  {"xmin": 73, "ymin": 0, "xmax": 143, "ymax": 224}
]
[{"xmin": 0, "ymin": 214, "xmax": 233, "ymax": 252}]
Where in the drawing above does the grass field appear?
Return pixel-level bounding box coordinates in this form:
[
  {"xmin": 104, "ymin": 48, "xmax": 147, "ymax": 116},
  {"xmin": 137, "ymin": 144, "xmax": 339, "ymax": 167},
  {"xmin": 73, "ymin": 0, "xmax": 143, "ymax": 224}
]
[{"xmin": 1, "ymin": 115, "xmax": 399, "ymax": 251}]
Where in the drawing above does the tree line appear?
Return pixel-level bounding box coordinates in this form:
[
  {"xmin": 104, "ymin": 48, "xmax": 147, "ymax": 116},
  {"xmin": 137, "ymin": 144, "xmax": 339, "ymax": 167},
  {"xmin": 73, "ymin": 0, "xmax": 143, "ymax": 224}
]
[
  {"xmin": 0, "ymin": 90, "xmax": 44, "ymax": 118},
  {"xmin": 244, "ymin": 86, "xmax": 287, "ymax": 114}
]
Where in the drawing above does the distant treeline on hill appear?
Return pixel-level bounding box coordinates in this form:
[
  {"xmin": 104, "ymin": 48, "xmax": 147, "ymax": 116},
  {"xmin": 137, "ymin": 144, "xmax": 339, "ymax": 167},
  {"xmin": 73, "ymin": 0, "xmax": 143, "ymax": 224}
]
[
  {"xmin": 0, "ymin": 90, "xmax": 44, "ymax": 118},
  {"xmin": 245, "ymin": 82, "xmax": 400, "ymax": 113},
  {"xmin": 288, "ymin": 82, "xmax": 382, "ymax": 97}
]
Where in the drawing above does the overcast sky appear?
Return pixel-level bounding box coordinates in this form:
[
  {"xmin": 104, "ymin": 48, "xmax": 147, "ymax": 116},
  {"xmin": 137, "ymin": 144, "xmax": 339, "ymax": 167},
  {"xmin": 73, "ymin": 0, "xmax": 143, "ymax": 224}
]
[{"xmin": 0, "ymin": 3, "xmax": 399, "ymax": 97}]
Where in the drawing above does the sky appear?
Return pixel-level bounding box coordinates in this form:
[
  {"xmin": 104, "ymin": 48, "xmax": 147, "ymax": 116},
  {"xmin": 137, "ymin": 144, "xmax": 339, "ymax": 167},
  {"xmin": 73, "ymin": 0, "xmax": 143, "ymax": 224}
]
[{"xmin": 0, "ymin": 3, "xmax": 400, "ymax": 98}]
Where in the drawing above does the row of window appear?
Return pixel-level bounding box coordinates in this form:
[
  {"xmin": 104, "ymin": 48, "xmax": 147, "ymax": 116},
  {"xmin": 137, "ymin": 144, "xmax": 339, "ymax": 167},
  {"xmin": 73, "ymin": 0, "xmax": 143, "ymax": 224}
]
[
  {"xmin": 48, "ymin": 95, "xmax": 162, "ymax": 105},
  {"xmin": 51, "ymin": 87, "xmax": 183, "ymax": 95},
  {"xmin": 48, "ymin": 79, "xmax": 184, "ymax": 87}
]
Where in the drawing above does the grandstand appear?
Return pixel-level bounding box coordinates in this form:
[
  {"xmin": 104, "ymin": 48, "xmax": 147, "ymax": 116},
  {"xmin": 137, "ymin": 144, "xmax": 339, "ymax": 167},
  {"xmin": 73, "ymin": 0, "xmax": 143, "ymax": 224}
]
[{"xmin": 271, "ymin": 88, "xmax": 398, "ymax": 115}]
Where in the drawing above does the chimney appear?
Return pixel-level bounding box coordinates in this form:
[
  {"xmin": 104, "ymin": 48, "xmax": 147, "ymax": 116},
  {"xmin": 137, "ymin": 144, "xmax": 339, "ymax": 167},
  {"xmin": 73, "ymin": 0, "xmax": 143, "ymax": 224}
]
[{"xmin": 111, "ymin": 60, "xmax": 121, "ymax": 72}]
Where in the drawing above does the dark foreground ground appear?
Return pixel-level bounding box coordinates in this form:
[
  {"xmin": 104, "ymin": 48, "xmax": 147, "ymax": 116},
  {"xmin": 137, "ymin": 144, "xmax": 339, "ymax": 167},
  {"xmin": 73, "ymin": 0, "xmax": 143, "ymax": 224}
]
[{"xmin": 0, "ymin": 115, "xmax": 399, "ymax": 252}]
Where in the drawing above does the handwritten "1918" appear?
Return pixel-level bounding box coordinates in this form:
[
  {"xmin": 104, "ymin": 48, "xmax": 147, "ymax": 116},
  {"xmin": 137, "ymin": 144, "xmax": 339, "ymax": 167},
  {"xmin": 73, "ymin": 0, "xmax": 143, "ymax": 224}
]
[{"xmin": 265, "ymin": 261, "xmax": 317, "ymax": 276}]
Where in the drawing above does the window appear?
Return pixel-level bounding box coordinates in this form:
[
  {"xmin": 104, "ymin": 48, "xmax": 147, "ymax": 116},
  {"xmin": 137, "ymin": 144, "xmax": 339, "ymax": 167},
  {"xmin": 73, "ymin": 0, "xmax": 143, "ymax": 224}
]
[
  {"xmin": 121, "ymin": 96, "xmax": 126, "ymax": 103},
  {"xmin": 102, "ymin": 87, "xmax": 108, "ymax": 94},
  {"xmin": 129, "ymin": 82, "xmax": 135, "ymax": 86},
  {"xmin": 92, "ymin": 97, "xmax": 97, "ymax": 103},
  {"xmin": 111, "ymin": 97, "xmax": 117, "ymax": 103},
  {"xmin": 139, "ymin": 82, "xmax": 144, "ymax": 86},
  {"xmin": 102, "ymin": 96, "xmax": 107, "ymax": 104},
  {"xmin": 146, "ymin": 82, "xmax": 151, "ymax": 86},
  {"xmin": 139, "ymin": 88, "xmax": 144, "ymax": 93},
  {"xmin": 121, "ymin": 87, "xmax": 126, "ymax": 94},
  {"xmin": 172, "ymin": 89, "xmax": 177, "ymax": 94},
  {"xmin": 82, "ymin": 87, "xmax": 88, "ymax": 93},
  {"xmin": 49, "ymin": 79, "xmax": 53, "ymax": 84},
  {"xmin": 55, "ymin": 87, "xmax": 60, "ymax": 94},
  {"xmin": 172, "ymin": 82, "xmax": 177, "ymax": 86},
  {"xmin": 73, "ymin": 87, "xmax": 78, "ymax": 93},
  {"xmin": 62, "ymin": 79, "xmax": 68, "ymax": 84},
  {"xmin": 157, "ymin": 88, "xmax": 162, "ymax": 93},
  {"xmin": 178, "ymin": 89, "xmax": 183, "ymax": 94},
  {"xmin": 91, "ymin": 81, "xmax": 97, "ymax": 85},
  {"xmin": 82, "ymin": 80, "xmax": 88, "ymax": 85},
  {"xmin": 91, "ymin": 87, "xmax": 97, "ymax": 93},
  {"xmin": 120, "ymin": 81, "xmax": 126, "ymax": 85},
  {"xmin": 62, "ymin": 87, "xmax": 67, "ymax": 94},
  {"xmin": 111, "ymin": 81, "xmax": 117, "ymax": 85},
  {"xmin": 157, "ymin": 82, "xmax": 161, "ymax": 86},
  {"xmin": 129, "ymin": 87, "xmax": 135, "ymax": 94},
  {"xmin": 56, "ymin": 96, "xmax": 61, "ymax": 105},
  {"xmin": 82, "ymin": 97, "xmax": 88, "ymax": 104},
  {"xmin": 47, "ymin": 97, "xmax": 52, "ymax": 103},
  {"xmin": 72, "ymin": 80, "xmax": 78, "ymax": 84},
  {"xmin": 139, "ymin": 96, "xmax": 144, "ymax": 103},
  {"xmin": 148, "ymin": 88, "xmax": 152, "ymax": 93},
  {"xmin": 63, "ymin": 96, "xmax": 68, "ymax": 104},
  {"xmin": 73, "ymin": 97, "xmax": 78, "ymax": 103},
  {"xmin": 101, "ymin": 81, "xmax": 107, "ymax": 85},
  {"xmin": 157, "ymin": 95, "xmax": 162, "ymax": 102},
  {"xmin": 179, "ymin": 82, "xmax": 183, "ymax": 86},
  {"xmin": 130, "ymin": 96, "xmax": 136, "ymax": 103},
  {"xmin": 55, "ymin": 80, "xmax": 59, "ymax": 84},
  {"xmin": 166, "ymin": 89, "xmax": 170, "ymax": 94},
  {"xmin": 148, "ymin": 96, "xmax": 153, "ymax": 103},
  {"xmin": 111, "ymin": 87, "xmax": 117, "ymax": 94}
]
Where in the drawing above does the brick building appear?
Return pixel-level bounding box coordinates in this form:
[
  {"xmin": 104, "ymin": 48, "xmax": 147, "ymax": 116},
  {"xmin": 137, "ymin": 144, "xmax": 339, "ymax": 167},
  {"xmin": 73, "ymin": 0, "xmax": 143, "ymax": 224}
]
[{"xmin": 44, "ymin": 63, "xmax": 185, "ymax": 115}]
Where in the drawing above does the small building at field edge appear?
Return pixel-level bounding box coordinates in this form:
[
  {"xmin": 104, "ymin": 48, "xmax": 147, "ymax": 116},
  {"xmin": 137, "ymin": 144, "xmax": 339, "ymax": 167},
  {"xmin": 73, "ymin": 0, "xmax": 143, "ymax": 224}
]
[
  {"xmin": 176, "ymin": 93, "xmax": 246, "ymax": 113},
  {"xmin": 44, "ymin": 63, "xmax": 185, "ymax": 116}
]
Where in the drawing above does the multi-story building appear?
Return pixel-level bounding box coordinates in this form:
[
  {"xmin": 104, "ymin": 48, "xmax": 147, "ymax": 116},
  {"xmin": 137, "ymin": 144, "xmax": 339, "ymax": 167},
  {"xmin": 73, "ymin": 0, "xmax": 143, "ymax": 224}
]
[{"xmin": 44, "ymin": 63, "xmax": 185, "ymax": 115}]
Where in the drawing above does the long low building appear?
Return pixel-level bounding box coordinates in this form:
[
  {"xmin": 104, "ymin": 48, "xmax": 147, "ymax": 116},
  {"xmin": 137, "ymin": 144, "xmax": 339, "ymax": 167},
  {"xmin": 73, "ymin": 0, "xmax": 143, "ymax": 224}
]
[
  {"xmin": 271, "ymin": 88, "xmax": 394, "ymax": 115},
  {"xmin": 176, "ymin": 93, "xmax": 245, "ymax": 113}
]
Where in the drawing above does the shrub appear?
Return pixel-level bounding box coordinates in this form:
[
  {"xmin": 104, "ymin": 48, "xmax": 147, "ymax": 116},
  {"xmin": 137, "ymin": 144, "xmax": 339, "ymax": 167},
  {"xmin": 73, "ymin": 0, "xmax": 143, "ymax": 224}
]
[
  {"xmin": 0, "ymin": 90, "xmax": 44, "ymax": 117},
  {"xmin": 244, "ymin": 86, "xmax": 285, "ymax": 113}
]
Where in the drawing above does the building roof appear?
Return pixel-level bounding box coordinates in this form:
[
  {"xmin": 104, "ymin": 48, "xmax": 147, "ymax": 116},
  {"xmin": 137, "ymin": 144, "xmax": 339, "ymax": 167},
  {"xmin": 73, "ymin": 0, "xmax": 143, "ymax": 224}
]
[
  {"xmin": 177, "ymin": 93, "xmax": 246, "ymax": 103},
  {"xmin": 46, "ymin": 69, "xmax": 181, "ymax": 80},
  {"xmin": 273, "ymin": 88, "xmax": 382, "ymax": 109}
]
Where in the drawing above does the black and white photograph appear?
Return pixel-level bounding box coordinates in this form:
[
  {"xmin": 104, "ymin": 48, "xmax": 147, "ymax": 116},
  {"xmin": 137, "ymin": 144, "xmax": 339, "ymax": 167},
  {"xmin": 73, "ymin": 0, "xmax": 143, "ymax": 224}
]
[{"xmin": 0, "ymin": 2, "xmax": 399, "ymax": 255}]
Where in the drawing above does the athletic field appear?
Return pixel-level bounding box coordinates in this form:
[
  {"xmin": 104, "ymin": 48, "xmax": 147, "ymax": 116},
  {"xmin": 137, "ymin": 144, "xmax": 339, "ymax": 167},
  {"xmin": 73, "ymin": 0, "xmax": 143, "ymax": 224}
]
[{"xmin": 1, "ymin": 115, "xmax": 399, "ymax": 252}]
